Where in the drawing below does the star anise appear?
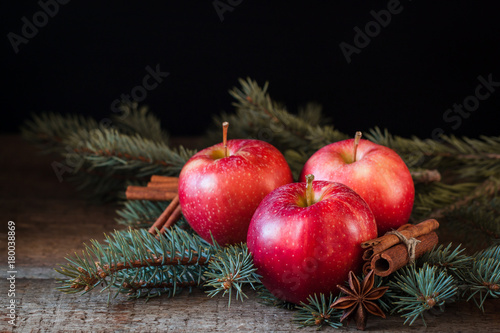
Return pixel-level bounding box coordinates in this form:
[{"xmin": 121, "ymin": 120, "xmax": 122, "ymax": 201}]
[{"xmin": 330, "ymin": 270, "xmax": 388, "ymax": 330}]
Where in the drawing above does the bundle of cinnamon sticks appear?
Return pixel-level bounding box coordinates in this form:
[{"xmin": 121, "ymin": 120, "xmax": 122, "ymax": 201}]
[
  {"xmin": 125, "ymin": 175, "xmax": 182, "ymax": 234},
  {"xmin": 361, "ymin": 219, "xmax": 440, "ymax": 277}
]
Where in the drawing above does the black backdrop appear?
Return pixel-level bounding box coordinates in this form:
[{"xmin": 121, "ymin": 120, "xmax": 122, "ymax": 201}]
[{"xmin": 2, "ymin": 1, "xmax": 500, "ymax": 139}]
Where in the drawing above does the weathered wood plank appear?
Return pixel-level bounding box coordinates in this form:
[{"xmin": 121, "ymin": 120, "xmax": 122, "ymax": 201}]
[{"xmin": 4, "ymin": 279, "xmax": 500, "ymax": 333}]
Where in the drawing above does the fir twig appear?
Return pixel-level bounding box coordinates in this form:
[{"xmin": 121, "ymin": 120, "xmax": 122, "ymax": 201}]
[
  {"xmin": 456, "ymin": 245, "xmax": 500, "ymax": 311},
  {"xmin": 110, "ymin": 102, "xmax": 170, "ymax": 143},
  {"xmin": 418, "ymin": 243, "xmax": 472, "ymax": 275},
  {"xmin": 293, "ymin": 293, "xmax": 342, "ymax": 330},
  {"xmin": 204, "ymin": 243, "xmax": 261, "ymax": 306},
  {"xmin": 389, "ymin": 264, "xmax": 458, "ymax": 326},
  {"xmin": 429, "ymin": 178, "xmax": 499, "ymax": 219},
  {"xmin": 211, "ymin": 77, "xmax": 347, "ymax": 156},
  {"xmin": 55, "ymin": 226, "xmax": 214, "ymax": 299}
]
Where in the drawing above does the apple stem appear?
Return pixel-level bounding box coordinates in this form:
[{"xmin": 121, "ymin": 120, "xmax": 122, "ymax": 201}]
[
  {"xmin": 222, "ymin": 122, "xmax": 229, "ymax": 158},
  {"xmin": 353, "ymin": 131, "xmax": 362, "ymax": 163},
  {"xmin": 305, "ymin": 174, "xmax": 314, "ymax": 207}
]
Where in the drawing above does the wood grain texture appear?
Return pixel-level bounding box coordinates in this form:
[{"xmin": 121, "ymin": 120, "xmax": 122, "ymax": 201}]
[{"xmin": 1, "ymin": 135, "xmax": 499, "ymax": 332}]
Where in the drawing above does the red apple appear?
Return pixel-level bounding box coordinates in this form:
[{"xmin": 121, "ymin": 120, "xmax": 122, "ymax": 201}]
[
  {"xmin": 299, "ymin": 135, "xmax": 414, "ymax": 235},
  {"xmin": 247, "ymin": 176, "xmax": 377, "ymax": 304},
  {"xmin": 178, "ymin": 138, "xmax": 293, "ymax": 245}
]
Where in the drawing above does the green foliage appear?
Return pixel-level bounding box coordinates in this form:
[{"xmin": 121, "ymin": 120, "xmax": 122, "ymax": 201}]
[
  {"xmin": 204, "ymin": 243, "xmax": 261, "ymax": 306},
  {"xmin": 55, "ymin": 226, "xmax": 214, "ymax": 300},
  {"xmin": 388, "ymin": 264, "xmax": 458, "ymax": 326},
  {"xmin": 22, "ymin": 108, "xmax": 195, "ymax": 201},
  {"xmin": 110, "ymin": 102, "xmax": 170, "ymax": 143},
  {"xmin": 456, "ymin": 245, "xmax": 500, "ymax": 311},
  {"xmin": 293, "ymin": 293, "xmax": 342, "ymax": 330},
  {"xmin": 210, "ymin": 78, "xmax": 347, "ymax": 161},
  {"xmin": 418, "ymin": 243, "xmax": 472, "ymax": 274},
  {"xmin": 21, "ymin": 112, "xmax": 99, "ymax": 153},
  {"xmin": 443, "ymin": 196, "xmax": 500, "ymax": 249}
]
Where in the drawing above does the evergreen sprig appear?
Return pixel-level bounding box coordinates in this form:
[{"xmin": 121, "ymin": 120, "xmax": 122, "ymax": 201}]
[
  {"xmin": 21, "ymin": 112, "xmax": 98, "ymax": 152},
  {"xmin": 65, "ymin": 127, "xmax": 193, "ymax": 178},
  {"xmin": 55, "ymin": 226, "xmax": 214, "ymax": 300},
  {"xmin": 110, "ymin": 102, "xmax": 170, "ymax": 143},
  {"xmin": 418, "ymin": 243, "xmax": 472, "ymax": 275},
  {"xmin": 443, "ymin": 196, "xmax": 500, "ymax": 249},
  {"xmin": 22, "ymin": 109, "xmax": 196, "ymax": 201},
  {"xmin": 388, "ymin": 264, "xmax": 458, "ymax": 326},
  {"xmin": 293, "ymin": 293, "xmax": 342, "ymax": 330},
  {"xmin": 457, "ymin": 245, "xmax": 500, "ymax": 311},
  {"xmin": 204, "ymin": 243, "xmax": 261, "ymax": 306},
  {"xmin": 211, "ymin": 77, "xmax": 347, "ymax": 157}
]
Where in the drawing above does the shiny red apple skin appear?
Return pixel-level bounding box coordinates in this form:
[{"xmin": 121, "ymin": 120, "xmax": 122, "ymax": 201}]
[
  {"xmin": 247, "ymin": 180, "xmax": 377, "ymax": 304},
  {"xmin": 299, "ymin": 139, "xmax": 414, "ymax": 235},
  {"xmin": 178, "ymin": 139, "xmax": 293, "ymax": 245}
]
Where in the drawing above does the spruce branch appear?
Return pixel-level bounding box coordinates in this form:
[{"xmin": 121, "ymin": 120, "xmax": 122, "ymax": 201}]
[
  {"xmin": 21, "ymin": 112, "xmax": 99, "ymax": 152},
  {"xmin": 63, "ymin": 128, "xmax": 194, "ymax": 200},
  {"xmin": 418, "ymin": 243, "xmax": 472, "ymax": 275},
  {"xmin": 116, "ymin": 265, "xmax": 204, "ymax": 300},
  {"xmin": 204, "ymin": 243, "xmax": 261, "ymax": 306},
  {"xmin": 66, "ymin": 128, "xmax": 194, "ymax": 177},
  {"xmin": 456, "ymin": 245, "xmax": 500, "ymax": 311},
  {"xmin": 429, "ymin": 178, "xmax": 499, "ymax": 219},
  {"xmin": 412, "ymin": 181, "xmax": 480, "ymax": 221},
  {"xmin": 442, "ymin": 196, "xmax": 500, "ymax": 241},
  {"xmin": 55, "ymin": 226, "xmax": 214, "ymax": 299},
  {"xmin": 389, "ymin": 264, "xmax": 458, "ymax": 326},
  {"xmin": 110, "ymin": 102, "xmax": 170, "ymax": 143},
  {"xmin": 22, "ymin": 110, "xmax": 195, "ymax": 201},
  {"xmin": 365, "ymin": 128, "xmax": 500, "ymax": 170},
  {"xmin": 211, "ymin": 78, "xmax": 347, "ymax": 154},
  {"xmin": 293, "ymin": 293, "xmax": 342, "ymax": 330}
]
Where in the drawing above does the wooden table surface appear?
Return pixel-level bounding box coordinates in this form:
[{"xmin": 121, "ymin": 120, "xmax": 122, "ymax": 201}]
[{"xmin": 1, "ymin": 134, "xmax": 499, "ymax": 332}]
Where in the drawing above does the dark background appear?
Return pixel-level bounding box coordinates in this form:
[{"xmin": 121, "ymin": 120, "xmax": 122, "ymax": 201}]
[{"xmin": 2, "ymin": 1, "xmax": 499, "ymax": 139}]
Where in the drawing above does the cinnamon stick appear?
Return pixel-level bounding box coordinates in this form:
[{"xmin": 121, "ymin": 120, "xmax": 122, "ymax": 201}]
[
  {"xmin": 159, "ymin": 204, "xmax": 183, "ymax": 234},
  {"xmin": 362, "ymin": 261, "xmax": 372, "ymax": 275},
  {"xmin": 148, "ymin": 195, "xmax": 180, "ymax": 234},
  {"xmin": 146, "ymin": 181, "xmax": 179, "ymax": 189},
  {"xmin": 150, "ymin": 175, "xmax": 180, "ymax": 183},
  {"xmin": 362, "ymin": 224, "xmax": 411, "ymax": 261},
  {"xmin": 371, "ymin": 231, "xmax": 439, "ymax": 277},
  {"xmin": 125, "ymin": 186, "xmax": 178, "ymax": 201},
  {"xmin": 361, "ymin": 219, "xmax": 439, "ymax": 260}
]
